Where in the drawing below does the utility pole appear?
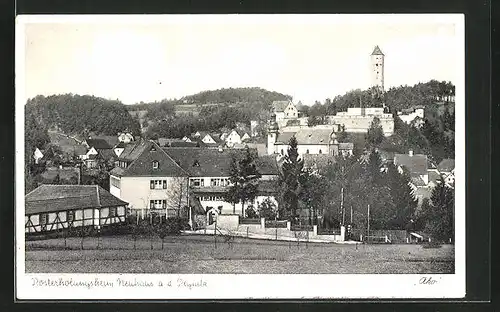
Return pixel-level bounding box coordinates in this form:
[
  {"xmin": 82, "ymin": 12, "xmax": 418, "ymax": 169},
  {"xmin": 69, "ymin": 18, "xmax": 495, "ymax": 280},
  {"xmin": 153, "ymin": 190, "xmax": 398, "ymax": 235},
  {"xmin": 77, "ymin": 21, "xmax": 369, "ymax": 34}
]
[
  {"xmin": 340, "ymin": 187, "xmax": 344, "ymax": 225},
  {"xmin": 367, "ymin": 204, "xmax": 370, "ymax": 243}
]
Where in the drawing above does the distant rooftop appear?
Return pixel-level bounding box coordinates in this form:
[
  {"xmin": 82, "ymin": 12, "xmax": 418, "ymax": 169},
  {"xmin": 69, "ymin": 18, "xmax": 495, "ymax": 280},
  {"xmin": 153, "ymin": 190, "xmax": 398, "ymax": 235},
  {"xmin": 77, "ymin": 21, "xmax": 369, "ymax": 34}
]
[{"xmin": 371, "ymin": 45, "xmax": 384, "ymax": 56}]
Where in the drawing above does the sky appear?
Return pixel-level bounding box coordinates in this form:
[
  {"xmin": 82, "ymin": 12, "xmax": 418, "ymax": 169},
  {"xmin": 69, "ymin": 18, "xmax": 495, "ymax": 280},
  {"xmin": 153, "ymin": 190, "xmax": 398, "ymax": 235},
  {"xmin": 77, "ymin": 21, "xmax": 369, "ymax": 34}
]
[{"xmin": 19, "ymin": 15, "xmax": 462, "ymax": 105}]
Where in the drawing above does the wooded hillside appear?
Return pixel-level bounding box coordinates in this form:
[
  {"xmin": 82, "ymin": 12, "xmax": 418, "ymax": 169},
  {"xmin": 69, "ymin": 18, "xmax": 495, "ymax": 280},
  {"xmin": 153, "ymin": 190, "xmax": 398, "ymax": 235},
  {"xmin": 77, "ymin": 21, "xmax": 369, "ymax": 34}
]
[{"xmin": 26, "ymin": 94, "xmax": 141, "ymax": 137}]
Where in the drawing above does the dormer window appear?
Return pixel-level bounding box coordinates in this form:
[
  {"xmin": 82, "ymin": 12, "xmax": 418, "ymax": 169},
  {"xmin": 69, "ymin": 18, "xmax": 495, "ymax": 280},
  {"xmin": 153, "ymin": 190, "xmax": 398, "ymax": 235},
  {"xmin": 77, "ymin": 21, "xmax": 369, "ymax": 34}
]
[
  {"xmin": 152, "ymin": 161, "xmax": 159, "ymax": 169},
  {"xmin": 193, "ymin": 160, "xmax": 200, "ymax": 167}
]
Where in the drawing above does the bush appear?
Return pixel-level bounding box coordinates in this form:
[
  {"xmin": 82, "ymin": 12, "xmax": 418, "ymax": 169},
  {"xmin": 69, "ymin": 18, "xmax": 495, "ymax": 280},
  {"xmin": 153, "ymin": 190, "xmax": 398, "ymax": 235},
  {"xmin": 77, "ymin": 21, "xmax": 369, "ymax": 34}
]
[
  {"xmin": 258, "ymin": 198, "xmax": 277, "ymax": 220},
  {"xmin": 245, "ymin": 205, "xmax": 258, "ymax": 219}
]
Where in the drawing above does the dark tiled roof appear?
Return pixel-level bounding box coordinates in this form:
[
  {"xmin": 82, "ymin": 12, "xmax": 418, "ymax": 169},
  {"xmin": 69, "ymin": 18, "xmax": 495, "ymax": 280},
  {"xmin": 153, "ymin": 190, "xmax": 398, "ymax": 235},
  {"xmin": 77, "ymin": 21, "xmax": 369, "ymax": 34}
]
[
  {"xmin": 164, "ymin": 147, "xmax": 274, "ymax": 177},
  {"xmin": 272, "ymin": 100, "xmax": 292, "ymax": 112},
  {"xmin": 99, "ymin": 149, "xmax": 117, "ymax": 161},
  {"xmin": 25, "ymin": 184, "xmax": 127, "ymax": 215},
  {"xmin": 428, "ymin": 170, "xmax": 441, "ymax": 185},
  {"xmin": 117, "ymin": 140, "xmax": 149, "ymax": 161},
  {"xmin": 410, "ymin": 176, "xmax": 427, "ymax": 187},
  {"xmin": 303, "ymin": 154, "xmax": 335, "ymax": 169},
  {"xmin": 73, "ymin": 145, "xmax": 88, "ymax": 156},
  {"xmin": 275, "ymin": 129, "xmax": 333, "ymax": 145},
  {"xmin": 339, "ymin": 142, "xmax": 354, "ymax": 149},
  {"xmin": 371, "ymin": 45, "xmax": 384, "ymax": 56},
  {"xmin": 122, "ymin": 141, "xmax": 188, "ymax": 177},
  {"xmin": 85, "ymin": 138, "xmax": 112, "ymax": 150},
  {"xmin": 115, "ymin": 142, "xmax": 127, "ymax": 148},
  {"xmin": 437, "ymin": 158, "xmax": 455, "ymax": 172},
  {"xmin": 394, "ymin": 153, "xmax": 428, "ymax": 175}
]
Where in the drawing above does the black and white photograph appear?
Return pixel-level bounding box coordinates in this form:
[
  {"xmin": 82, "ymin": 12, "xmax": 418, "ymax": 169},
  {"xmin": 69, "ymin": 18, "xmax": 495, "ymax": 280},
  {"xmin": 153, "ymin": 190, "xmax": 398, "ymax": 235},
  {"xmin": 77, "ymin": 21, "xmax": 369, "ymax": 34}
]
[{"xmin": 16, "ymin": 14, "xmax": 465, "ymax": 299}]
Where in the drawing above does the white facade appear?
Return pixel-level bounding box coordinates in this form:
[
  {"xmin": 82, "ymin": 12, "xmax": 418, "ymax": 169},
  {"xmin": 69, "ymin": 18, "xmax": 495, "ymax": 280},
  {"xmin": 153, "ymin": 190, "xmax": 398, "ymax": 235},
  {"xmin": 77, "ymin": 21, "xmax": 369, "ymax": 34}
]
[
  {"xmin": 86, "ymin": 147, "xmax": 98, "ymax": 158},
  {"xmin": 398, "ymin": 108, "xmax": 425, "ymax": 124},
  {"xmin": 201, "ymin": 134, "xmax": 217, "ymax": 144},
  {"xmin": 275, "ymin": 144, "xmax": 331, "ymax": 157},
  {"xmin": 114, "ymin": 147, "xmax": 125, "ymax": 157},
  {"xmin": 326, "ymin": 107, "xmax": 394, "ymax": 136},
  {"xmin": 33, "ymin": 148, "xmax": 44, "ymax": 164},
  {"xmin": 371, "ymin": 52, "xmax": 384, "ymax": 91},
  {"xmin": 118, "ymin": 133, "xmax": 134, "ymax": 143},
  {"xmin": 110, "ymin": 175, "xmax": 189, "ymax": 217},
  {"xmin": 226, "ymin": 130, "xmax": 242, "ymax": 145}
]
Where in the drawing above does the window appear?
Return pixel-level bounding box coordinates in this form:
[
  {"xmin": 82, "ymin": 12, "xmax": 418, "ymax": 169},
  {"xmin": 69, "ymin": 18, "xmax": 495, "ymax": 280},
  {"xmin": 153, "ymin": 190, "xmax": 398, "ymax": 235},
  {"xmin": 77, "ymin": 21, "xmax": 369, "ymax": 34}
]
[
  {"xmin": 150, "ymin": 180, "xmax": 167, "ymax": 189},
  {"xmin": 67, "ymin": 211, "xmax": 75, "ymax": 222},
  {"xmin": 319, "ymin": 149, "xmax": 322, "ymax": 154},
  {"xmin": 306, "ymin": 149, "xmax": 310, "ymax": 154},
  {"xmin": 110, "ymin": 176, "xmax": 121, "ymax": 188},
  {"xmin": 210, "ymin": 178, "xmax": 229, "ymax": 187},
  {"xmin": 281, "ymin": 149, "xmax": 284, "ymax": 155},
  {"xmin": 201, "ymin": 195, "xmax": 224, "ymax": 201},
  {"xmin": 40, "ymin": 213, "xmax": 48, "ymax": 228},
  {"xmin": 152, "ymin": 161, "xmax": 159, "ymax": 169},
  {"xmin": 190, "ymin": 178, "xmax": 204, "ymax": 187},
  {"xmin": 150, "ymin": 200, "xmax": 166, "ymax": 209},
  {"xmin": 109, "ymin": 207, "xmax": 117, "ymax": 217}
]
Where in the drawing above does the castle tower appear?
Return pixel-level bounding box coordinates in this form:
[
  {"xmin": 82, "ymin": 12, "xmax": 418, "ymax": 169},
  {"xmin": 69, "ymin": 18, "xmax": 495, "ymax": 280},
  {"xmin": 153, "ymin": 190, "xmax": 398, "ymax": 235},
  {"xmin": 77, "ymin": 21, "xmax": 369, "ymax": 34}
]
[
  {"xmin": 267, "ymin": 113, "xmax": 279, "ymax": 155},
  {"xmin": 371, "ymin": 45, "xmax": 384, "ymax": 93}
]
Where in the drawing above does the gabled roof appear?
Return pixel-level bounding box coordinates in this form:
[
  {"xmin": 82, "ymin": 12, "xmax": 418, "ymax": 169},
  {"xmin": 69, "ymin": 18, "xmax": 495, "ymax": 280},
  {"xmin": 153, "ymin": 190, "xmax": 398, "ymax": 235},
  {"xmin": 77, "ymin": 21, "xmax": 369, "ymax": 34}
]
[
  {"xmin": 394, "ymin": 153, "xmax": 428, "ymax": 175},
  {"xmin": 428, "ymin": 170, "xmax": 441, "ymax": 185},
  {"xmin": 73, "ymin": 145, "xmax": 88, "ymax": 156},
  {"xmin": 410, "ymin": 176, "xmax": 427, "ymax": 187},
  {"xmin": 111, "ymin": 141, "xmax": 188, "ymax": 177},
  {"xmin": 85, "ymin": 138, "xmax": 113, "ymax": 150},
  {"xmin": 437, "ymin": 158, "xmax": 455, "ymax": 172},
  {"xmin": 371, "ymin": 45, "xmax": 384, "ymax": 56},
  {"xmin": 272, "ymin": 100, "xmax": 293, "ymax": 112},
  {"xmin": 99, "ymin": 149, "xmax": 117, "ymax": 161},
  {"xmin": 25, "ymin": 184, "xmax": 127, "ymax": 214},
  {"xmin": 275, "ymin": 129, "xmax": 333, "ymax": 145},
  {"xmin": 115, "ymin": 142, "xmax": 127, "ymax": 148},
  {"xmin": 164, "ymin": 147, "xmax": 276, "ymax": 177},
  {"xmin": 339, "ymin": 142, "xmax": 354, "ymax": 150}
]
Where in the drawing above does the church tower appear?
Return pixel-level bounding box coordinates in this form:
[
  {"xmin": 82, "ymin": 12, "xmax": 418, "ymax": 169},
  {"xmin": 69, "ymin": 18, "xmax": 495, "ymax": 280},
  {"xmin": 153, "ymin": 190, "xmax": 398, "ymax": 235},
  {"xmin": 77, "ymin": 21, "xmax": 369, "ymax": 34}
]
[
  {"xmin": 267, "ymin": 112, "xmax": 279, "ymax": 155},
  {"xmin": 371, "ymin": 45, "xmax": 384, "ymax": 92}
]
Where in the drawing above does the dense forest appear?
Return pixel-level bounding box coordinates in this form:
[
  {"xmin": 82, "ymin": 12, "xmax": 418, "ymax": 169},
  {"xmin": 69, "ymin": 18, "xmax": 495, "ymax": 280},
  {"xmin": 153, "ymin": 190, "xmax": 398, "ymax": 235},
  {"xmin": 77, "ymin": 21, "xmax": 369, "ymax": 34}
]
[
  {"xmin": 131, "ymin": 87, "xmax": 291, "ymax": 139},
  {"xmin": 25, "ymin": 94, "xmax": 141, "ymax": 137}
]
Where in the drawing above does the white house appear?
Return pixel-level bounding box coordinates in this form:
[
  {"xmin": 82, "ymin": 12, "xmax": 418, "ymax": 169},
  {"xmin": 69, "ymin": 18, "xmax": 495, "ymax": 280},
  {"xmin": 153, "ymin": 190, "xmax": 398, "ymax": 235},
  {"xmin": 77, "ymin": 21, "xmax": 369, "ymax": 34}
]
[
  {"xmin": 267, "ymin": 113, "xmax": 353, "ymax": 157},
  {"xmin": 272, "ymin": 100, "xmax": 298, "ymax": 127},
  {"xmin": 118, "ymin": 132, "xmax": 134, "ymax": 143},
  {"xmin": 33, "ymin": 148, "xmax": 44, "ymax": 164},
  {"xmin": 110, "ymin": 141, "xmax": 280, "ymax": 225},
  {"xmin": 397, "ymin": 107, "xmax": 425, "ymax": 125}
]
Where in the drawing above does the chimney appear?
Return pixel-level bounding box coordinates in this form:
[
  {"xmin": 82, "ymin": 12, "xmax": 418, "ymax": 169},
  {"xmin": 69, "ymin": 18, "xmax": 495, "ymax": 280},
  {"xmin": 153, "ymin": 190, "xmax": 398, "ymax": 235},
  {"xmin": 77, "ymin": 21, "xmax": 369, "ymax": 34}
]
[
  {"xmin": 409, "ymin": 150, "xmax": 413, "ymax": 157},
  {"xmin": 218, "ymin": 146, "xmax": 224, "ymax": 152}
]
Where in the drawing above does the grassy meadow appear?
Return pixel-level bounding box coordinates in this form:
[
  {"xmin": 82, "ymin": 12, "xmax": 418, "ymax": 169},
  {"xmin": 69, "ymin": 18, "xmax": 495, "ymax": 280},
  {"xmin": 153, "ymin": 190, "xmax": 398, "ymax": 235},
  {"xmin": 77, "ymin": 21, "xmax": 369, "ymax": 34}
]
[{"xmin": 25, "ymin": 235, "xmax": 454, "ymax": 274}]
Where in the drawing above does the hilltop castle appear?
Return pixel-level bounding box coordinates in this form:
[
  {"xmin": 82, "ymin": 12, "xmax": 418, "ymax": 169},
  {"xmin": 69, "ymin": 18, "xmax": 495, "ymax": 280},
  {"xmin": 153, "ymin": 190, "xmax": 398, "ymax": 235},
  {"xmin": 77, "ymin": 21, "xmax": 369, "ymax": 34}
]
[{"xmin": 267, "ymin": 45, "xmax": 394, "ymax": 156}]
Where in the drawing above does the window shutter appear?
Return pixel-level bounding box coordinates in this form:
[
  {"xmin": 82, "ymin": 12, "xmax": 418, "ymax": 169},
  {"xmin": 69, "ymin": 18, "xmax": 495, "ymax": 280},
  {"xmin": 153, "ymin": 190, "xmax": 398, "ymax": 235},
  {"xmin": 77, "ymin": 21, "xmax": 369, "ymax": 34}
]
[
  {"xmin": 150, "ymin": 181, "xmax": 154, "ymax": 189},
  {"xmin": 150, "ymin": 200, "xmax": 154, "ymax": 209},
  {"xmin": 163, "ymin": 180, "xmax": 167, "ymax": 189},
  {"xmin": 162, "ymin": 200, "xmax": 166, "ymax": 209}
]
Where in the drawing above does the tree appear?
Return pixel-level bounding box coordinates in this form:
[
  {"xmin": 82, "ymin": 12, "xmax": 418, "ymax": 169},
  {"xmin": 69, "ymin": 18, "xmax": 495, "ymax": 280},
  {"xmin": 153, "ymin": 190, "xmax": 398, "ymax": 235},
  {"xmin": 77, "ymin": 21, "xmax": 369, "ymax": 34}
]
[
  {"xmin": 224, "ymin": 147, "xmax": 262, "ymax": 218},
  {"xmin": 366, "ymin": 149, "xmax": 383, "ymax": 185},
  {"xmin": 258, "ymin": 198, "xmax": 278, "ymax": 220},
  {"xmin": 366, "ymin": 117, "xmax": 384, "ymax": 147},
  {"xmin": 421, "ymin": 177, "xmax": 454, "ymax": 242},
  {"xmin": 386, "ymin": 163, "xmax": 418, "ymax": 229},
  {"xmin": 165, "ymin": 177, "xmax": 189, "ymax": 217},
  {"xmin": 298, "ymin": 168, "xmax": 328, "ymax": 225},
  {"xmin": 279, "ymin": 136, "xmax": 303, "ymax": 221},
  {"xmin": 52, "ymin": 173, "xmax": 61, "ymax": 184}
]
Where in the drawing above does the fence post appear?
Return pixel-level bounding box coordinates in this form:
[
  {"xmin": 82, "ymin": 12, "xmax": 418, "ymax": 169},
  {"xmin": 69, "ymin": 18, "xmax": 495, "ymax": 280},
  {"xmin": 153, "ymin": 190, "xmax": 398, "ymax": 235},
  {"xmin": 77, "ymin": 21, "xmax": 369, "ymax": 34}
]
[
  {"xmin": 313, "ymin": 225, "xmax": 317, "ymax": 236},
  {"xmin": 246, "ymin": 227, "xmax": 249, "ymax": 238},
  {"xmin": 261, "ymin": 218, "xmax": 265, "ymax": 229},
  {"xmin": 275, "ymin": 228, "xmax": 278, "ymax": 240},
  {"xmin": 287, "ymin": 221, "xmax": 291, "ymax": 230},
  {"xmin": 340, "ymin": 226, "xmax": 345, "ymax": 242}
]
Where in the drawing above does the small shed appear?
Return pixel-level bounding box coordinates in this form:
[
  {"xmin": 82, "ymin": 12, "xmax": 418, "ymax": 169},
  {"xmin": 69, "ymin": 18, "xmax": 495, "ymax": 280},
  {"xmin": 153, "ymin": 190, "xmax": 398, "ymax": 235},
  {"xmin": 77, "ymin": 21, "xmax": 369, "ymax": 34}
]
[{"xmin": 25, "ymin": 184, "xmax": 128, "ymax": 234}]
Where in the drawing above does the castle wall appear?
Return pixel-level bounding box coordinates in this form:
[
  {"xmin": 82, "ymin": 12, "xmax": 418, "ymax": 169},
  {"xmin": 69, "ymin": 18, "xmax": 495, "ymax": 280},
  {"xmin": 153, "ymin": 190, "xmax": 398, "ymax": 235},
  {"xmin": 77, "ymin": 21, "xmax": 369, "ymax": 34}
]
[{"xmin": 326, "ymin": 115, "xmax": 394, "ymax": 136}]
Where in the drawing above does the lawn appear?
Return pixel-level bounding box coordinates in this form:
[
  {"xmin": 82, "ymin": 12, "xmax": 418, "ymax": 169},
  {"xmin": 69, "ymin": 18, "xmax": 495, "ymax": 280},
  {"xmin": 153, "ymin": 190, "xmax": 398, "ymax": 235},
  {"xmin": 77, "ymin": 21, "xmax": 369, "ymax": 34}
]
[{"xmin": 25, "ymin": 234, "xmax": 454, "ymax": 274}]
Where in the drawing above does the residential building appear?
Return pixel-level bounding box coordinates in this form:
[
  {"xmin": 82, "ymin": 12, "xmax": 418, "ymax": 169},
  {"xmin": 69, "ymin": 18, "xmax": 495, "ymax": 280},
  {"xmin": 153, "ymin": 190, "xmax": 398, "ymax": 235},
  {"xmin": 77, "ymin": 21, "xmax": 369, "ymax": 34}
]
[
  {"xmin": 109, "ymin": 140, "xmax": 280, "ymax": 223},
  {"xmin": 118, "ymin": 132, "xmax": 134, "ymax": 143},
  {"xmin": 397, "ymin": 106, "xmax": 425, "ymax": 125},
  {"xmin": 272, "ymin": 100, "xmax": 299, "ymax": 128},
  {"xmin": 109, "ymin": 140, "xmax": 189, "ymax": 218},
  {"xmin": 33, "ymin": 148, "xmax": 44, "ymax": 164},
  {"xmin": 438, "ymin": 158, "xmax": 455, "ymax": 188},
  {"xmin": 267, "ymin": 113, "xmax": 353, "ymax": 157},
  {"xmin": 25, "ymin": 184, "xmax": 128, "ymax": 234},
  {"xmin": 394, "ymin": 150, "xmax": 430, "ymax": 206},
  {"xmin": 325, "ymin": 107, "xmax": 394, "ymax": 136}
]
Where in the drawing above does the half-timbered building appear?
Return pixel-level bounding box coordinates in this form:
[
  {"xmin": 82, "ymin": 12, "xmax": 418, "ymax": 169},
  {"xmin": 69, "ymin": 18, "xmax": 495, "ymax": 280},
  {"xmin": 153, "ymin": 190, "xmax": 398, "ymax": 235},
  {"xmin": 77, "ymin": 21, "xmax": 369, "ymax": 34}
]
[{"xmin": 25, "ymin": 184, "xmax": 128, "ymax": 234}]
